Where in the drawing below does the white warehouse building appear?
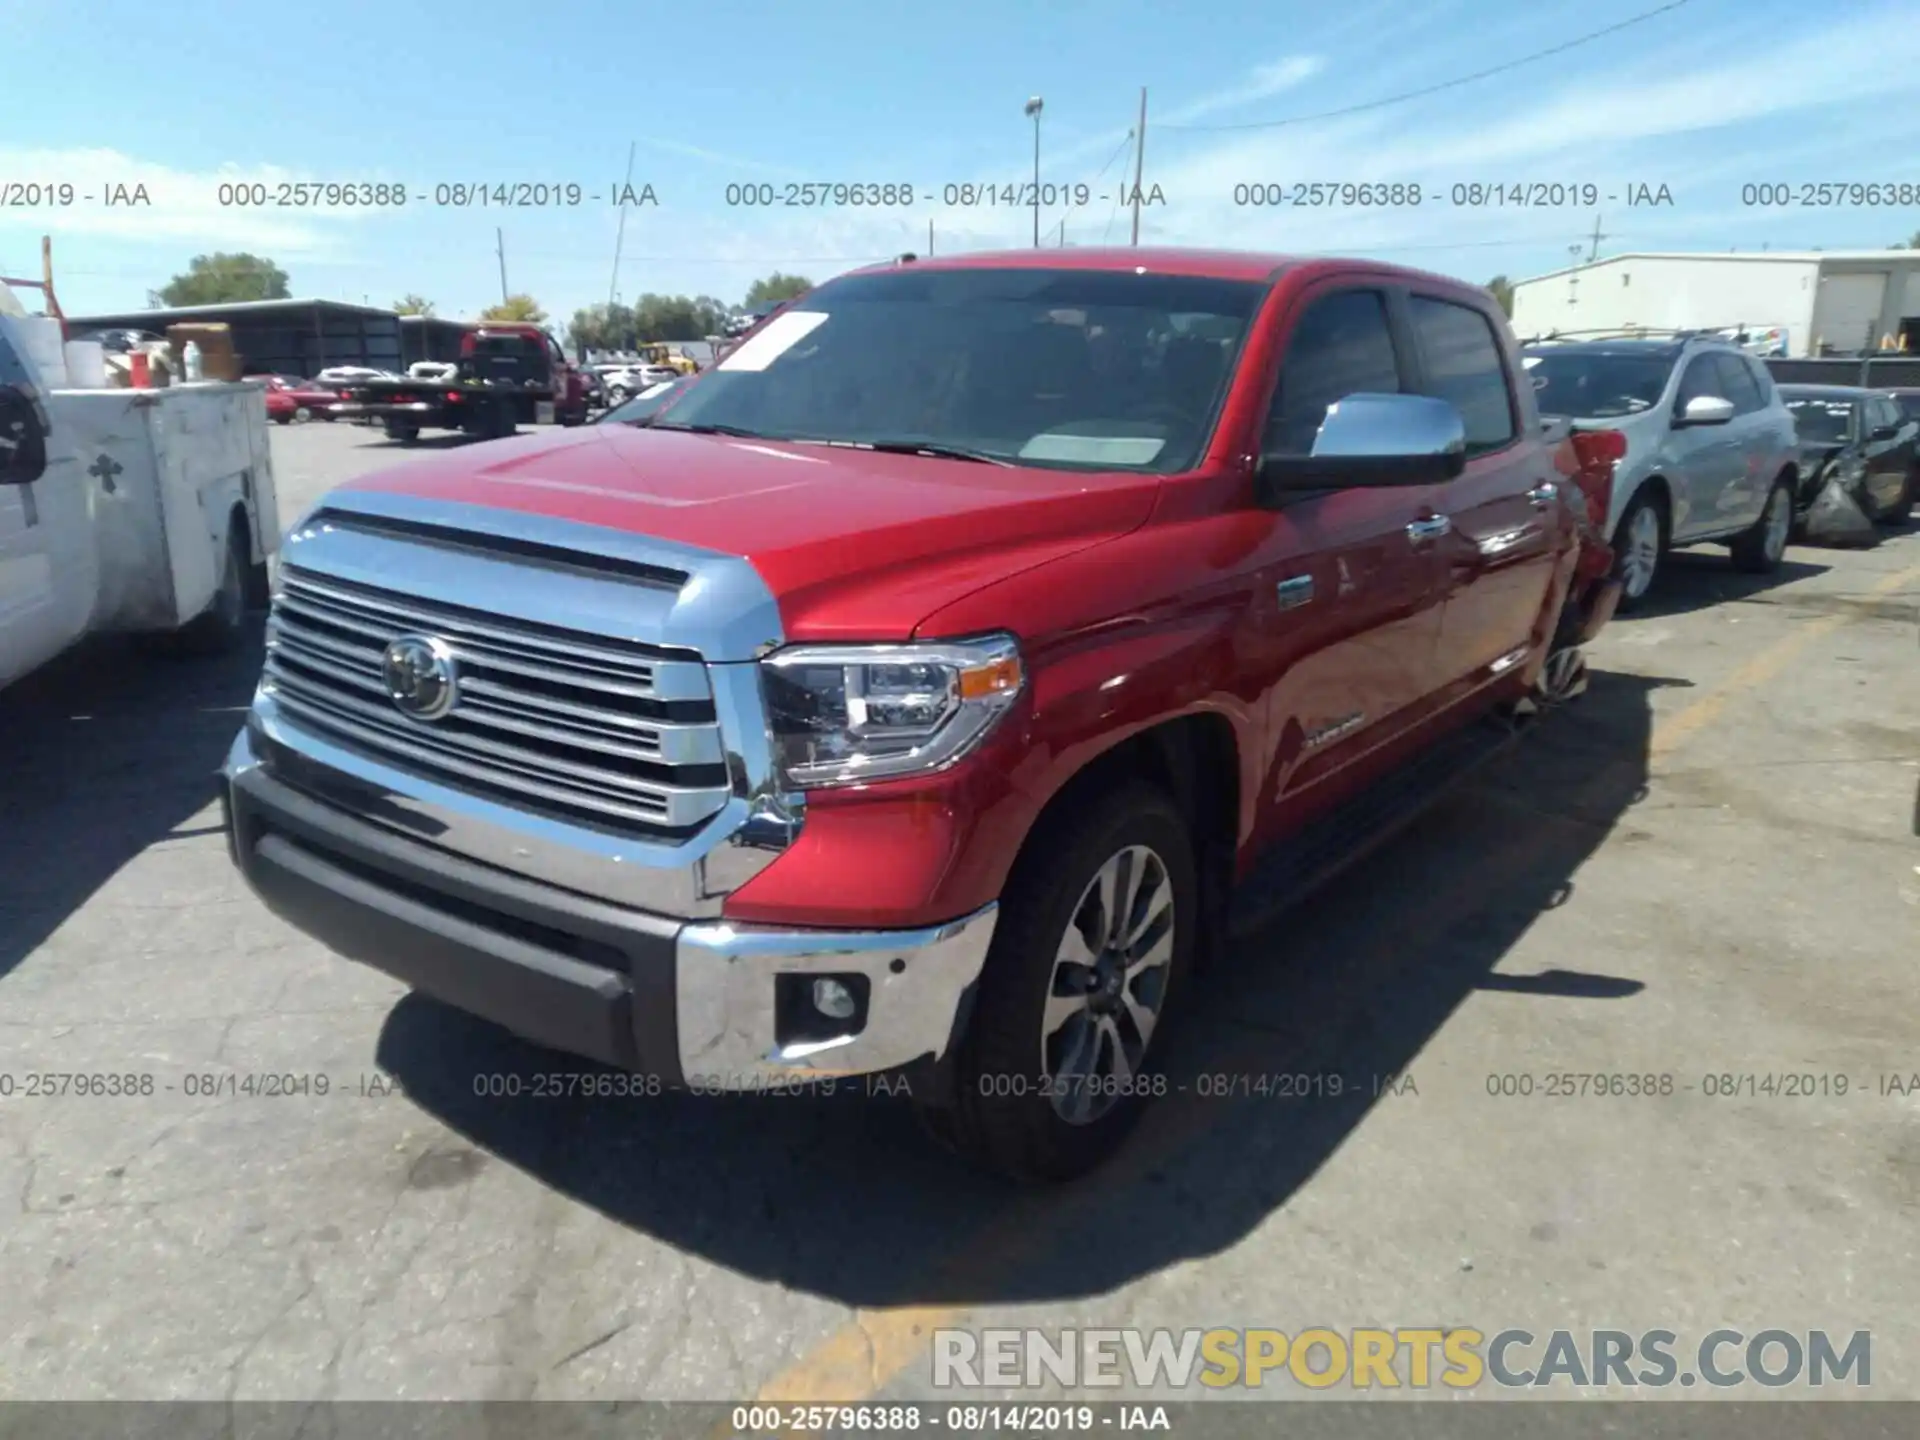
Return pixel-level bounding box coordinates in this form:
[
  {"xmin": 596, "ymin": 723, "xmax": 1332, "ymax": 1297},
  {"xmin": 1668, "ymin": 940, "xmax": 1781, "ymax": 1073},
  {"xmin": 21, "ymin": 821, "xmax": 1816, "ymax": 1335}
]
[{"xmin": 1508, "ymin": 250, "xmax": 1920, "ymax": 358}]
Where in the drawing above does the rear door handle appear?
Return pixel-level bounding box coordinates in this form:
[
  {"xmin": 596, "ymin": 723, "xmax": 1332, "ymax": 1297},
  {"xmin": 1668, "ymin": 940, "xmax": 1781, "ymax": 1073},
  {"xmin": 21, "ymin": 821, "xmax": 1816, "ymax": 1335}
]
[
  {"xmin": 1526, "ymin": 481, "xmax": 1558, "ymax": 509},
  {"xmin": 1406, "ymin": 514, "xmax": 1451, "ymax": 542}
]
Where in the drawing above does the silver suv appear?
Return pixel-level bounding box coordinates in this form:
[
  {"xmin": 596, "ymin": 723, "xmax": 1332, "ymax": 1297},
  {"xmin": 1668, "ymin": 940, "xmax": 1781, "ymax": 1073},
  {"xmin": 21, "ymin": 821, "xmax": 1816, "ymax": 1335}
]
[{"xmin": 1521, "ymin": 336, "xmax": 1800, "ymax": 607}]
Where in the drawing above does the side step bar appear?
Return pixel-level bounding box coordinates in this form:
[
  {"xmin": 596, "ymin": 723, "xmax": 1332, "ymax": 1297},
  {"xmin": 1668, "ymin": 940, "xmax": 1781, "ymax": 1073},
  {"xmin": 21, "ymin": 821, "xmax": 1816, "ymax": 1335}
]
[{"xmin": 1228, "ymin": 717, "xmax": 1523, "ymax": 938}]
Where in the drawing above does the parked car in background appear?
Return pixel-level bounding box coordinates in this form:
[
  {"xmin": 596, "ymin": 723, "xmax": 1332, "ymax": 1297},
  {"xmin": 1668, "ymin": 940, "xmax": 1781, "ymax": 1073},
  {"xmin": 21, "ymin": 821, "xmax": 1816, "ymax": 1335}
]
[
  {"xmin": 1520, "ymin": 336, "xmax": 1800, "ymax": 607},
  {"xmin": 252, "ymin": 374, "xmax": 343, "ymax": 424},
  {"xmin": 595, "ymin": 373, "xmax": 694, "ymax": 425},
  {"xmin": 314, "ymin": 365, "xmax": 396, "ymax": 386},
  {"xmin": 1778, "ymin": 384, "xmax": 1917, "ymax": 525},
  {"xmin": 223, "ymin": 248, "xmax": 1621, "ymax": 1180},
  {"xmin": 1881, "ymin": 387, "xmax": 1920, "ymax": 424}
]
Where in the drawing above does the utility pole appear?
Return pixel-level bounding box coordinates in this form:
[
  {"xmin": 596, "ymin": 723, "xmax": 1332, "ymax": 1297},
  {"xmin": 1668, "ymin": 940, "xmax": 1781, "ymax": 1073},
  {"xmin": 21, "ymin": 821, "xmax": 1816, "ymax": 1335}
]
[
  {"xmin": 1130, "ymin": 87, "xmax": 1148, "ymax": 245},
  {"xmin": 929, "ymin": 217, "xmax": 934, "ymax": 256},
  {"xmin": 609, "ymin": 139, "xmax": 636, "ymax": 309},
  {"xmin": 1585, "ymin": 213, "xmax": 1609, "ymax": 263},
  {"xmin": 496, "ymin": 228, "xmax": 509, "ymax": 304},
  {"xmin": 1024, "ymin": 96, "xmax": 1045, "ymax": 248}
]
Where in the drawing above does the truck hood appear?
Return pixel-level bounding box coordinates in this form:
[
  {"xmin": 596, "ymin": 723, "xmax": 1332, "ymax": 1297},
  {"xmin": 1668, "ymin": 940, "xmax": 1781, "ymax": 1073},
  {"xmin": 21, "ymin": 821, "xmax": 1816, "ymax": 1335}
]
[{"xmin": 339, "ymin": 423, "xmax": 1160, "ymax": 640}]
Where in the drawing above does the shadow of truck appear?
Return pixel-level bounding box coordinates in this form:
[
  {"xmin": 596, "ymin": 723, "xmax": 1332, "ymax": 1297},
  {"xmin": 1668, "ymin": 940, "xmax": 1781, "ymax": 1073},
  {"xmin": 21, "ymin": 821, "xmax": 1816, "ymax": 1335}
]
[
  {"xmin": 373, "ymin": 667, "xmax": 1669, "ymax": 1309},
  {"xmin": 0, "ymin": 625, "xmax": 265, "ymax": 984}
]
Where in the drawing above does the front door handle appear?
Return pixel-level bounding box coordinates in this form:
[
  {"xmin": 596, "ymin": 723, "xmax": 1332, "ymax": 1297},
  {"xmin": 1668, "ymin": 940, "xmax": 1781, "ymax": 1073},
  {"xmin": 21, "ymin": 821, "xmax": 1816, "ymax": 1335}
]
[
  {"xmin": 1526, "ymin": 480, "xmax": 1558, "ymax": 509},
  {"xmin": 1406, "ymin": 514, "xmax": 1451, "ymax": 542}
]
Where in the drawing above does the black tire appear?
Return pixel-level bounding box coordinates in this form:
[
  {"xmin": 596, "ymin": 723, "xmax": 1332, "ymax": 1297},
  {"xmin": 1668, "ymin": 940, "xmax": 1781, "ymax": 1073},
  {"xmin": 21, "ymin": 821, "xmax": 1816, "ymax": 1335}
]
[
  {"xmin": 1730, "ymin": 476, "xmax": 1794, "ymax": 573},
  {"xmin": 384, "ymin": 420, "xmax": 420, "ymax": 443},
  {"xmin": 1610, "ymin": 488, "xmax": 1668, "ymax": 612},
  {"xmin": 919, "ymin": 782, "xmax": 1197, "ymax": 1182},
  {"xmin": 1874, "ymin": 468, "xmax": 1915, "ymax": 526},
  {"xmin": 272, "ymin": 414, "xmax": 291, "ymax": 426},
  {"xmin": 493, "ymin": 402, "xmax": 517, "ymax": 439},
  {"xmin": 170, "ymin": 524, "xmax": 250, "ymax": 657}
]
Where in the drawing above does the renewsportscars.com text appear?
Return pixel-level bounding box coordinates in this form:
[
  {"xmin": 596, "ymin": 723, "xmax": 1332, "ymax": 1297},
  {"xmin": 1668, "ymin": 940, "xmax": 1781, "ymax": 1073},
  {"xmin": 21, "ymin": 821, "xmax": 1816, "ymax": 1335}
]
[{"xmin": 932, "ymin": 1327, "xmax": 1871, "ymax": 1391}]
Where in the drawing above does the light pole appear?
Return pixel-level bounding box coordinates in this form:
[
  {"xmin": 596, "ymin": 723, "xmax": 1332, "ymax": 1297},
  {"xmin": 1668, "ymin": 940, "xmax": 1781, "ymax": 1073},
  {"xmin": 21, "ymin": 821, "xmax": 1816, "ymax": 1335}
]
[{"xmin": 1024, "ymin": 96, "xmax": 1044, "ymax": 247}]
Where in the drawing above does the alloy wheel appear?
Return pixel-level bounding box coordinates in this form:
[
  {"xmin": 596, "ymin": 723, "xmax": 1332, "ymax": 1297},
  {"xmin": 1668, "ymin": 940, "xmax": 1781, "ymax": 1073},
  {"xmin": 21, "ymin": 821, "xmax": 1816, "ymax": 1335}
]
[
  {"xmin": 1763, "ymin": 486, "xmax": 1791, "ymax": 561},
  {"xmin": 1620, "ymin": 505, "xmax": 1661, "ymax": 600},
  {"xmin": 1041, "ymin": 844, "xmax": 1175, "ymax": 1125}
]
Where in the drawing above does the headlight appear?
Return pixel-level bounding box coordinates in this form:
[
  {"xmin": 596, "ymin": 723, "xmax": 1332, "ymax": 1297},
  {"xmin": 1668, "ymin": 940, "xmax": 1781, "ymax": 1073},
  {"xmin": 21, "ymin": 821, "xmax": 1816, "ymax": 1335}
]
[{"xmin": 760, "ymin": 634, "xmax": 1025, "ymax": 788}]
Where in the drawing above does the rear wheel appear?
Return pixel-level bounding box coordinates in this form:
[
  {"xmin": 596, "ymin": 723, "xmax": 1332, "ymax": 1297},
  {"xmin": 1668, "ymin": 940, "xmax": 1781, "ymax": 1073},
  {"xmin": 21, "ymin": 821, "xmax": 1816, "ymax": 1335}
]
[
  {"xmin": 1730, "ymin": 477, "xmax": 1794, "ymax": 573},
  {"xmin": 1611, "ymin": 489, "xmax": 1667, "ymax": 610},
  {"xmin": 1874, "ymin": 467, "xmax": 1915, "ymax": 526},
  {"xmin": 919, "ymin": 783, "xmax": 1195, "ymax": 1182},
  {"xmin": 292, "ymin": 405, "xmax": 311, "ymax": 424},
  {"xmin": 169, "ymin": 524, "xmax": 250, "ymax": 657},
  {"xmin": 383, "ymin": 420, "xmax": 420, "ymax": 443},
  {"xmin": 272, "ymin": 414, "xmax": 291, "ymax": 426}
]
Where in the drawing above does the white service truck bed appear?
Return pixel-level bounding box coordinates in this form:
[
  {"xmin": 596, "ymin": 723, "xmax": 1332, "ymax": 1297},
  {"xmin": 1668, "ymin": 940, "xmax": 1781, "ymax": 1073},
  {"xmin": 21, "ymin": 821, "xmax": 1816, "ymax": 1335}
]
[{"xmin": 0, "ymin": 382, "xmax": 279, "ymax": 688}]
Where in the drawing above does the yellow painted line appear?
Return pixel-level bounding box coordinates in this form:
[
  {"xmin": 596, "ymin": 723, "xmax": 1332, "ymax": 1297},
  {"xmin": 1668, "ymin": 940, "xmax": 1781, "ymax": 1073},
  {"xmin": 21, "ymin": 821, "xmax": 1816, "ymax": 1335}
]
[
  {"xmin": 746, "ymin": 557, "xmax": 1920, "ymax": 1418},
  {"xmin": 1648, "ymin": 561, "xmax": 1920, "ymax": 760}
]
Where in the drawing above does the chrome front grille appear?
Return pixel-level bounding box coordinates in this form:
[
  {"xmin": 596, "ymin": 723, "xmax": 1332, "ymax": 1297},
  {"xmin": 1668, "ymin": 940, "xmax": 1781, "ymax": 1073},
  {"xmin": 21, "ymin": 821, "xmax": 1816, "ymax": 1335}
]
[{"xmin": 262, "ymin": 565, "xmax": 733, "ymax": 836}]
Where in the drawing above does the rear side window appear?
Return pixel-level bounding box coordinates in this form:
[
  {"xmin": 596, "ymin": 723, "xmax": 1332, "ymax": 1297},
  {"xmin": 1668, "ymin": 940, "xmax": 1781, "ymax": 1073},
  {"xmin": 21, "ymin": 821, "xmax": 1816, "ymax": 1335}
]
[
  {"xmin": 1408, "ymin": 296, "xmax": 1515, "ymax": 453},
  {"xmin": 1711, "ymin": 353, "xmax": 1763, "ymax": 414},
  {"xmin": 1266, "ymin": 289, "xmax": 1400, "ymax": 456}
]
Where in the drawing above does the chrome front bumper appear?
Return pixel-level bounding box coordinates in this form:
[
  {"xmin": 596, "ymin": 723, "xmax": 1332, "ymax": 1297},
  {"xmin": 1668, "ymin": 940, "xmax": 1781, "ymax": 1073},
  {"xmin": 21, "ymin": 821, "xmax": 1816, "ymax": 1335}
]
[{"xmin": 224, "ymin": 727, "xmax": 996, "ymax": 1087}]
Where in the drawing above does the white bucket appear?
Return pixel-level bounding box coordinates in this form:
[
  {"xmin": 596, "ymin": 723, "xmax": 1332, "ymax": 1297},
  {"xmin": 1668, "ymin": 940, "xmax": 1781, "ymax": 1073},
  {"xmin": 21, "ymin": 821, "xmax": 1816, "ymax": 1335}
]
[{"xmin": 63, "ymin": 339, "xmax": 108, "ymax": 389}]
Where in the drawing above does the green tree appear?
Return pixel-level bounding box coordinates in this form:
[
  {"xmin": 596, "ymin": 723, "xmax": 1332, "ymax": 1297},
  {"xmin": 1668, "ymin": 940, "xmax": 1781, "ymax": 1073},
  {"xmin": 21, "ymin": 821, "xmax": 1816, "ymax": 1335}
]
[
  {"xmin": 480, "ymin": 294, "xmax": 547, "ymax": 324},
  {"xmin": 744, "ymin": 272, "xmax": 813, "ymax": 307},
  {"xmin": 1486, "ymin": 275, "xmax": 1514, "ymax": 317},
  {"xmin": 1891, "ymin": 230, "xmax": 1920, "ymax": 250},
  {"xmin": 158, "ymin": 253, "xmax": 290, "ymax": 306},
  {"xmin": 631, "ymin": 293, "xmax": 706, "ymax": 341},
  {"xmin": 392, "ymin": 294, "xmax": 435, "ymax": 316}
]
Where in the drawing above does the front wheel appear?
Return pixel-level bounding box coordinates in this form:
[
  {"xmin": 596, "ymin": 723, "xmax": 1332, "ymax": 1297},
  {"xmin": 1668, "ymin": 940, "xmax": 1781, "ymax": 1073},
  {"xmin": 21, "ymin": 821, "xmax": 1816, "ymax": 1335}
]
[
  {"xmin": 921, "ymin": 783, "xmax": 1196, "ymax": 1182},
  {"xmin": 1730, "ymin": 477, "xmax": 1794, "ymax": 573},
  {"xmin": 292, "ymin": 406, "xmax": 311, "ymax": 424}
]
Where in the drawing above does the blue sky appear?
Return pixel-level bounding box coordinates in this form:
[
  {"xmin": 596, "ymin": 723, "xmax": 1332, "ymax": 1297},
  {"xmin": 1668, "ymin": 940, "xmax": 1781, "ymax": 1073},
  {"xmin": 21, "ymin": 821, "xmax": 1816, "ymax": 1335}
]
[{"xmin": 4, "ymin": 0, "xmax": 1917, "ymax": 329}]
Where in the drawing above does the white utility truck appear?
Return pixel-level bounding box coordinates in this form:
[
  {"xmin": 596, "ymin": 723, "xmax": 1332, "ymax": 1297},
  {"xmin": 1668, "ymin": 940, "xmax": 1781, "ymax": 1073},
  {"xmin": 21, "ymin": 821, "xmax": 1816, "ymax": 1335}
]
[{"xmin": 0, "ymin": 300, "xmax": 280, "ymax": 688}]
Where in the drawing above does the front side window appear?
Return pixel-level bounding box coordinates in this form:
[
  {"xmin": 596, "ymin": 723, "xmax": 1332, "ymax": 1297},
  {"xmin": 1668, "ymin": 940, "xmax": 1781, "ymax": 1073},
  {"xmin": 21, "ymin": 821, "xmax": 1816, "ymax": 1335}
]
[
  {"xmin": 1409, "ymin": 295, "xmax": 1515, "ymax": 452},
  {"xmin": 651, "ymin": 267, "xmax": 1265, "ymax": 473},
  {"xmin": 1710, "ymin": 353, "xmax": 1763, "ymax": 414},
  {"xmin": 1265, "ymin": 289, "xmax": 1400, "ymax": 457}
]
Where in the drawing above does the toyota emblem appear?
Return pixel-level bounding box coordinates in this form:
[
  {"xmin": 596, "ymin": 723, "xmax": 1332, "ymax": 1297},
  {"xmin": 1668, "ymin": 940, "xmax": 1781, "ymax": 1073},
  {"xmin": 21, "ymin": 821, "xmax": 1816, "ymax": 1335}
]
[{"xmin": 381, "ymin": 635, "xmax": 459, "ymax": 720}]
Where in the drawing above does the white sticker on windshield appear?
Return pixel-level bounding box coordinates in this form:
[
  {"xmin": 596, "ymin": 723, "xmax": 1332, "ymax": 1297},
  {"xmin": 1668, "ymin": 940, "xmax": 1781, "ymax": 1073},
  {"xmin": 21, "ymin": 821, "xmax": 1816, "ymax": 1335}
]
[
  {"xmin": 1522, "ymin": 355, "xmax": 1544, "ymax": 368},
  {"xmin": 717, "ymin": 311, "xmax": 829, "ymax": 371},
  {"xmin": 1018, "ymin": 433, "xmax": 1167, "ymax": 466}
]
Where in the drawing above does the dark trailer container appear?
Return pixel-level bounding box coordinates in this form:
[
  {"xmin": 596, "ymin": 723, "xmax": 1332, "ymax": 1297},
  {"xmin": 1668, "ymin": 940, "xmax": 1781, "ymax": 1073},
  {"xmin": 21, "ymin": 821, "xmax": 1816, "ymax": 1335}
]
[{"xmin": 64, "ymin": 298, "xmax": 402, "ymax": 380}]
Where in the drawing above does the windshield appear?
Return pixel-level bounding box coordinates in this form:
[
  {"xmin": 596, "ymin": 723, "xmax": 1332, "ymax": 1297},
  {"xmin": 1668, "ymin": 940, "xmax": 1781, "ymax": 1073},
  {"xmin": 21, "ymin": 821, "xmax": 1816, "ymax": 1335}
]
[
  {"xmin": 650, "ymin": 267, "xmax": 1264, "ymax": 472},
  {"xmin": 1521, "ymin": 348, "xmax": 1674, "ymax": 418},
  {"xmin": 1784, "ymin": 396, "xmax": 1855, "ymax": 444}
]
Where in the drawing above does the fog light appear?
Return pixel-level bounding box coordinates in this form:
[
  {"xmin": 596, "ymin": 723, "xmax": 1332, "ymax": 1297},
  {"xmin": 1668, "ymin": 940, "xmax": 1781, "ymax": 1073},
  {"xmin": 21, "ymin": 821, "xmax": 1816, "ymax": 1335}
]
[{"xmin": 813, "ymin": 978, "xmax": 857, "ymax": 1020}]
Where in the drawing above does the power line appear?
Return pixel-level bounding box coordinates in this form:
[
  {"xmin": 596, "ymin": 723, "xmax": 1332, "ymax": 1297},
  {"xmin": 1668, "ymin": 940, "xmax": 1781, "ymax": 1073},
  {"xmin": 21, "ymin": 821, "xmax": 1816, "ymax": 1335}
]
[{"xmin": 1158, "ymin": 0, "xmax": 1694, "ymax": 131}]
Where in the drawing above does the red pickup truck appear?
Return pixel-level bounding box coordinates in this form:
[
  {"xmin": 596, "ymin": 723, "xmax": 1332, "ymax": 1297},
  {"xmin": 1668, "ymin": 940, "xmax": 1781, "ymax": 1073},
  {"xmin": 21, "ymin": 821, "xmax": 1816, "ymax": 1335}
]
[{"xmin": 225, "ymin": 249, "xmax": 1621, "ymax": 1180}]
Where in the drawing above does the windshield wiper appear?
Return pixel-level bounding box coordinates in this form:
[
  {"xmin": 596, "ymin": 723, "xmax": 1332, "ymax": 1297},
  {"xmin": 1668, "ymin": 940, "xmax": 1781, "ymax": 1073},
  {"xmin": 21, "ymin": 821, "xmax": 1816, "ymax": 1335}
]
[
  {"xmin": 846, "ymin": 438, "xmax": 1016, "ymax": 467},
  {"xmin": 650, "ymin": 421, "xmax": 780, "ymax": 439}
]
